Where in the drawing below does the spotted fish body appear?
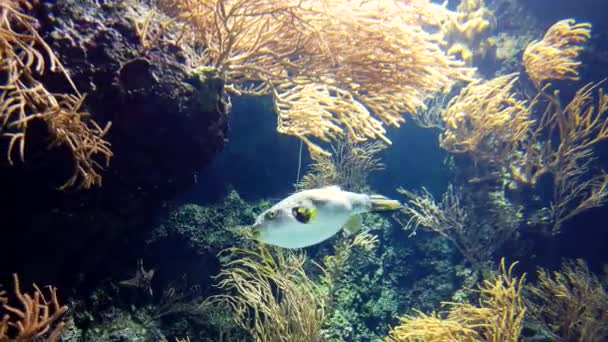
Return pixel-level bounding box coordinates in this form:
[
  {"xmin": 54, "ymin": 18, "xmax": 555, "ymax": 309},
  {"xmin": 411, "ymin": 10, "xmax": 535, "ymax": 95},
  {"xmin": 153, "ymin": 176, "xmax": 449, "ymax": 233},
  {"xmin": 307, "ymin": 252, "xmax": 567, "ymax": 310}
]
[{"xmin": 252, "ymin": 186, "xmax": 400, "ymax": 248}]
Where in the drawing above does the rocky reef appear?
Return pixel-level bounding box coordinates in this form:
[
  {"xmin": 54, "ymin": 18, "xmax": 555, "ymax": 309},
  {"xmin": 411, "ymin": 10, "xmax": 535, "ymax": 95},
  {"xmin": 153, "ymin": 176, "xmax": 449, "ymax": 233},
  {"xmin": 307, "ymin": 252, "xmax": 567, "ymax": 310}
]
[
  {"xmin": 2, "ymin": 0, "xmax": 608, "ymax": 341},
  {"xmin": 0, "ymin": 0, "xmax": 230, "ymax": 288}
]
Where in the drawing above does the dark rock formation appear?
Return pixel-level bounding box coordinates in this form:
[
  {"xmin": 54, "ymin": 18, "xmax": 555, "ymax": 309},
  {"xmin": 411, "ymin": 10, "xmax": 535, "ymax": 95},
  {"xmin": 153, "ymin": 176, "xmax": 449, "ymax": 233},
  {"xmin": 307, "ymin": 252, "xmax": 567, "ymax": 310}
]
[
  {"xmin": 39, "ymin": 0, "xmax": 230, "ymax": 196},
  {"xmin": 0, "ymin": 0, "xmax": 230, "ymax": 289}
]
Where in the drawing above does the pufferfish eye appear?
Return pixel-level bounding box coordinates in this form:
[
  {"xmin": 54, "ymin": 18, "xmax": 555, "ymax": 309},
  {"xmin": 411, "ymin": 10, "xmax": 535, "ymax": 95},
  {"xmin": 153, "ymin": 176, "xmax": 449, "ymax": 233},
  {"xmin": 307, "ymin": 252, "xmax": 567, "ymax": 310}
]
[
  {"xmin": 265, "ymin": 211, "xmax": 277, "ymax": 220},
  {"xmin": 292, "ymin": 206, "xmax": 315, "ymax": 224}
]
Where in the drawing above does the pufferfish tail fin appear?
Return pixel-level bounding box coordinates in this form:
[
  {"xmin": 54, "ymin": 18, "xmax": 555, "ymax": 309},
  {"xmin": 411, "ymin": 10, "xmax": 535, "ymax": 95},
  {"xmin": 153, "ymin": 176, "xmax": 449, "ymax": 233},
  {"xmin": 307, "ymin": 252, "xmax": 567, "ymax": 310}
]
[{"xmin": 369, "ymin": 194, "xmax": 402, "ymax": 212}]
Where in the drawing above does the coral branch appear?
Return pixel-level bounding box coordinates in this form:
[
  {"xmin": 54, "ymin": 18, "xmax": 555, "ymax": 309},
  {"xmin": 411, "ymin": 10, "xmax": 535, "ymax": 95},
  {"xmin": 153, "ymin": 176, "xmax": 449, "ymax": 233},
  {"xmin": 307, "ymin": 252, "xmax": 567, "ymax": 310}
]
[
  {"xmin": 513, "ymin": 83, "xmax": 608, "ymax": 233},
  {"xmin": 206, "ymin": 245, "xmax": 326, "ymax": 341},
  {"xmin": 296, "ymin": 140, "xmax": 386, "ymax": 192},
  {"xmin": 0, "ymin": 274, "xmax": 67, "ymax": 342},
  {"xmin": 387, "ymin": 259, "xmax": 525, "ymax": 342},
  {"xmin": 523, "ymin": 19, "xmax": 591, "ymax": 87},
  {"xmin": 396, "ymin": 186, "xmax": 522, "ymax": 267},
  {"xmin": 0, "ymin": 0, "xmax": 113, "ymax": 189},
  {"xmin": 439, "ymin": 73, "xmax": 533, "ymax": 162},
  {"xmin": 163, "ymin": 0, "xmax": 474, "ymax": 154},
  {"xmin": 526, "ymin": 259, "xmax": 608, "ymax": 341}
]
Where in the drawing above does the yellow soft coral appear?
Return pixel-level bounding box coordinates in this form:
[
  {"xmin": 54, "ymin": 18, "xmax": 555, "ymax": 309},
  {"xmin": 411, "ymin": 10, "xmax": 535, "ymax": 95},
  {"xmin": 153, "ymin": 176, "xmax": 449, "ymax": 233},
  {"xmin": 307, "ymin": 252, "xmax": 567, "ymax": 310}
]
[
  {"xmin": 0, "ymin": 0, "xmax": 112, "ymax": 189},
  {"xmin": 387, "ymin": 259, "xmax": 525, "ymax": 342},
  {"xmin": 439, "ymin": 73, "xmax": 532, "ymax": 162},
  {"xmin": 526, "ymin": 259, "xmax": 608, "ymax": 341},
  {"xmin": 526, "ymin": 83, "xmax": 608, "ymax": 234},
  {"xmin": 523, "ymin": 19, "xmax": 591, "ymax": 87},
  {"xmin": 0, "ymin": 274, "xmax": 67, "ymax": 342},
  {"xmin": 387, "ymin": 310, "xmax": 479, "ymax": 342},
  {"xmin": 206, "ymin": 245, "xmax": 326, "ymax": 341},
  {"xmin": 164, "ymin": 0, "xmax": 474, "ymax": 155}
]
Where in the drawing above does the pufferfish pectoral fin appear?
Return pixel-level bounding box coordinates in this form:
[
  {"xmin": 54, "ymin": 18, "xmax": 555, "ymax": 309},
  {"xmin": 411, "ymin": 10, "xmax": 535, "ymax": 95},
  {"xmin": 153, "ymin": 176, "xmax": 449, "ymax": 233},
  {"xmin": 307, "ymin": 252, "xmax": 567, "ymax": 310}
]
[{"xmin": 342, "ymin": 215, "xmax": 362, "ymax": 235}]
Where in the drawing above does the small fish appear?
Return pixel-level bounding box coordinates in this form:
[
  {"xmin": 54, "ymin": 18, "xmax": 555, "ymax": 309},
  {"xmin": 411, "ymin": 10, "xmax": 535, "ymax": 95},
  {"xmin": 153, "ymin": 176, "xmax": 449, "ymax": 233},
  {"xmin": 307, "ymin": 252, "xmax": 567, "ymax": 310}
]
[{"xmin": 251, "ymin": 185, "xmax": 401, "ymax": 248}]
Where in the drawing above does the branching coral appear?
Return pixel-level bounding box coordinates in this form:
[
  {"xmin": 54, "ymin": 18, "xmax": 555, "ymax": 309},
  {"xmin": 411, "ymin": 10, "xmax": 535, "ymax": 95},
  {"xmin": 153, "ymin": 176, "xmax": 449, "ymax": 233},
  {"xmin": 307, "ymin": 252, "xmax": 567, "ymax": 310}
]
[
  {"xmin": 396, "ymin": 185, "xmax": 522, "ymax": 267},
  {"xmin": 129, "ymin": 6, "xmax": 191, "ymax": 53},
  {"xmin": 296, "ymin": 140, "xmax": 386, "ymax": 192},
  {"xmin": 511, "ymin": 82, "xmax": 608, "ymax": 233},
  {"xmin": 161, "ymin": 0, "xmax": 306, "ymax": 92},
  {"xmin": 387, "ymin": 259, "xmax": 525, "ymax": 342},
  {"xmin": 526, "ymin": 259, "xmax": 608, "ymax": 342},
  {"xmin": 386, "ymin": 310, "xmax": 479, "ymax": 341},
  {"xmin": 411, "ymin": 93, "xmax": 449, "ymax": 130},
  {"xmin": 448, "ymin": 259, "xmax": 526, "ymax": 342},
  {"xmin": 439, "ymin": 73, "xmax": 533, "ymax": 163},
  {"xmin": 430, "ymin": 20, "xmax": 608, "ymax": 234},
  {"xmin": 291, "ymin": 1, "xmax": 473, "ymax": 125},
  {"xmin": 504, "ymin": 20, "xmax": 606, "ymax": 234},
  {"xmin": 274, "ymin": 83, "xmax": 390, "ymax": 155},
  {"xmin": 396, "ymin": 185, "xmax": 479, "ymax": 264},
  {"xmin": 396, "ymin": 185, "xmax": 467, "ymax": 239},
  {"xmin": 523, "ymin": 19, "xmax": 591, "ymax": 88},
  {"xmin": 0, "ymin": 274, "xmax": 67, "ymax": 342},
  {"xmin": 435, "ymin": 18, "xmax": 605, "ymax": 234},
  {"xmin": 162, "ymin": 0, "xmax": 474, "ymax": 155},
  {"xmin": 543, "ymin": 88, "xmax": 608, "ymax": 233},
  {"xmin": 0, "ymin": 0, "xmax": 112, "ymax": 189},
  {"xmin": 320, "ymin": 231, "xmax": 379, "ymax": 300},
  {"xmin": 207, "ymin": 245, "xmax": 326, "ymax": 342},
  {"xmin": 202, "ymin": 231, "xmax": 378, "ymax": 341}
]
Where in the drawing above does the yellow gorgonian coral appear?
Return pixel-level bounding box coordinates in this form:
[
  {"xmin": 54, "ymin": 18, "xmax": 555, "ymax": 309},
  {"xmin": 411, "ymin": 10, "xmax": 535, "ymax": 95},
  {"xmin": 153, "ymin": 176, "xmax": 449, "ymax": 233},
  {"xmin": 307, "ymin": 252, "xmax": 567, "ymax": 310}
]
[
  {"xmin": 523, "ymin": 19, "xmax": 591, "ymax": 87},
  {"xmin": 0, "ymin": 274, "xmax": 67, "ymax": 341},
  {"xmin": 0, "ymin": 0, "xmax": 112, "ymax": 189},
  {"xmin": 387, "ymin": 259, "xmax": 526, "ymax": 342},
  {"xmin": 386, "ymin": 310, "xmax": 479, "ymax": 342},
  {"xmin": 439, "ymin": 73, "xmax": 532, "ymax": 161},
  {"xmin": 449, "ymin": 260, "xmax": 526, "ymax": 342},
  {"xmin": 164, "ymin": 0, "xmax": 474, "ymax": 155},
  {"xmin": 526, "ymin": 259, "xmax": 608, "ymax": 341},
  {"xmin": 295, "ymin": 139, "xmax": 386, "ymax": 192},
  {"xmin": 207, "ymin": 245, "xmax": 326, "ymax": 341}
]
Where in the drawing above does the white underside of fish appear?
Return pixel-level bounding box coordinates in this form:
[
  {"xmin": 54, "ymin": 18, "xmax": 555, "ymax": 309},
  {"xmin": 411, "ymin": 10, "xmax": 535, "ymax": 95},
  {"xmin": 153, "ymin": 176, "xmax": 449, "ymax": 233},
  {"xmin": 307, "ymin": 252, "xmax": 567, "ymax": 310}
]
[{"xmin": 259, "ymin": 212, "xmax": 350, "ymax": 248}]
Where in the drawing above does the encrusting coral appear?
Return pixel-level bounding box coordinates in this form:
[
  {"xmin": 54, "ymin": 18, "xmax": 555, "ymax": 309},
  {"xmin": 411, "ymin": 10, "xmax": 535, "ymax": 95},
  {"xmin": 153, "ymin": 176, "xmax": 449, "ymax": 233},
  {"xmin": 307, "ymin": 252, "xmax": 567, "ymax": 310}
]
[
  {"xmin": 442, "ymin": 0, "xmax": 497, "ymax": 66},
  {"xmin": 319, "ymin": 231, "xmax": 379, "ymax": 301}
]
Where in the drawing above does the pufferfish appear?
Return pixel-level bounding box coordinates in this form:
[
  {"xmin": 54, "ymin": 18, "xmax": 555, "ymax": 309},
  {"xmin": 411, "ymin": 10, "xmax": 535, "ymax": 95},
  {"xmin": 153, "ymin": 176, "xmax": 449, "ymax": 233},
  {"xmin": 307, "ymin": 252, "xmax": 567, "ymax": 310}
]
[{"xmin": 251, "ymin": 185, "xmax": 401, "ymax": 248}]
